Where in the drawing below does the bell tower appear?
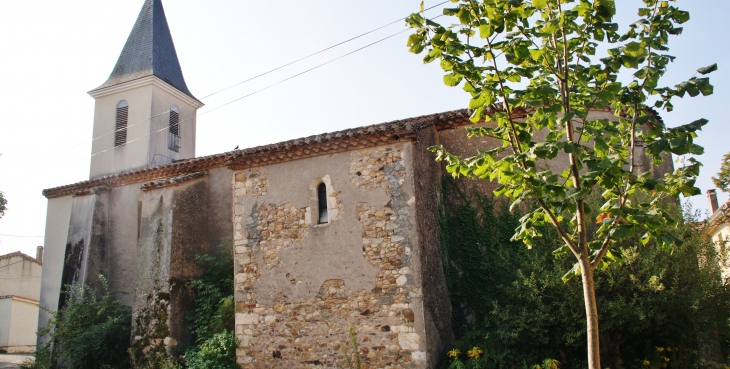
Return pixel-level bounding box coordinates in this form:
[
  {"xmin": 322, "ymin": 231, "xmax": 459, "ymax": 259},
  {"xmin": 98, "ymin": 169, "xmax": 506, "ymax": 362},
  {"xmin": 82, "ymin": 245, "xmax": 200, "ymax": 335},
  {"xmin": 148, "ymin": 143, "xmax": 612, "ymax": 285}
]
[{"xmin": 87, "ymin": 0, "xmax": 203, "ymax": 179}]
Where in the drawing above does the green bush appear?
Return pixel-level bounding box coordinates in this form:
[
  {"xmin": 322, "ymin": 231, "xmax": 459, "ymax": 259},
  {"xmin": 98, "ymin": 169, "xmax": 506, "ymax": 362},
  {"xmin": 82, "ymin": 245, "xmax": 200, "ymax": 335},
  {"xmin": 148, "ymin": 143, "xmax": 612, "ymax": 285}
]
[
  {"xmin": 439, "ymin": 177, "xmax": 730, "ymax": 368},
  {"xmin": 23, "ymin": 276, "xmax": 131, "ymax": 369},
  {"xmin": 184, "ymin": 331, "xmax": 238, "ymax": 369},
  {"xmin": 186, "ymin": 243, "xmax": 235, "ymax": 344},
  {"xmin": 181, "ymin": 239, "xmax": 237, "ymax": 369}
]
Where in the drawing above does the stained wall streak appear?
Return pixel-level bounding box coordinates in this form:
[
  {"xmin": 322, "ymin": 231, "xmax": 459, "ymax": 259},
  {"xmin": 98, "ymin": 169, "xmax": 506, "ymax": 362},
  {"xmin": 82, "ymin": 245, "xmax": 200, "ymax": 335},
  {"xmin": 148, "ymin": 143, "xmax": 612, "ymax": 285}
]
[
  {"xmin": 58, "ymin": 192, "xmax": 110, "ymax": 310},
  {"xmin": 412, "ymin": 126, "xmax": 454, "ymax": 365}
]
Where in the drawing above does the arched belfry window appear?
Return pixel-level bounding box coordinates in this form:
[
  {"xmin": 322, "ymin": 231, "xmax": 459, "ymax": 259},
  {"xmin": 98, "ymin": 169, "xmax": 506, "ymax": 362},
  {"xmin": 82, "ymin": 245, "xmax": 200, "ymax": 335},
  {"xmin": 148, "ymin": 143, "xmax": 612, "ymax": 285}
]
[
  {"xmin": 317, "ymin": 183, "xmax": 328, "ymax": 224},
  {"xmin": 114, "ymin": 100, "xmax": 128, "ymax": 147},
  {"xmin": 168, "ymin": 105, "xmax": 180, "ymax": 152}
]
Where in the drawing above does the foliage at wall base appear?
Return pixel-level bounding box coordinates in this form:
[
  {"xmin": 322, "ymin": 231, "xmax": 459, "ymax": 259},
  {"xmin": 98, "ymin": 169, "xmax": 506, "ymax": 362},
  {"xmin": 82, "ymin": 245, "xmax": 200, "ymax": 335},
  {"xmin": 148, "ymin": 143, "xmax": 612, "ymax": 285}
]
[
  {"xmin": 438, "ymin": 176, "xmax": 730, "ymax": 368},
  {"xmin": 21, "ymin": 276, "xmax": 131, "ymax": 369}
]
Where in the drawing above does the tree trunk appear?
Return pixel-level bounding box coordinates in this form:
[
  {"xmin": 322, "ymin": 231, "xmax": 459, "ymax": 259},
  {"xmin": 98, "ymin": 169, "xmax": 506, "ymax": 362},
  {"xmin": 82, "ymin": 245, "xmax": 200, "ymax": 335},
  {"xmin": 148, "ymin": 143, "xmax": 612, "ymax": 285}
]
[{"xmin": 579, "ymin": 256, "xmax": 601, "ymax": 369}]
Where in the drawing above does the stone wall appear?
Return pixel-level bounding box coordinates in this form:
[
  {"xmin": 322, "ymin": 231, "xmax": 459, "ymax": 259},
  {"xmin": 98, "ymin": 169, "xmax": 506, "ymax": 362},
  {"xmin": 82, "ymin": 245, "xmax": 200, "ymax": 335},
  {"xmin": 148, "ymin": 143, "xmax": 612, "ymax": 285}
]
[
  {"xmin": 130, "ymin": 178, "xmax": 210, "ymax": 364},
  {"xmin": 232, "ymin": 143, "xmax": 440, "ymax": 368}
]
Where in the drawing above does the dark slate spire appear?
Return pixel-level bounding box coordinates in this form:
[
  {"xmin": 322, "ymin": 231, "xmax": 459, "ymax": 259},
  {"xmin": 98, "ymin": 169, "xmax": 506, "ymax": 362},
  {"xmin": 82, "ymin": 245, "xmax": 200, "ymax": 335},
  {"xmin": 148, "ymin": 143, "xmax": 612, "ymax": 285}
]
[{"xmin": 92, "ymin": 0, "xmax": 195, "ymax": 99}]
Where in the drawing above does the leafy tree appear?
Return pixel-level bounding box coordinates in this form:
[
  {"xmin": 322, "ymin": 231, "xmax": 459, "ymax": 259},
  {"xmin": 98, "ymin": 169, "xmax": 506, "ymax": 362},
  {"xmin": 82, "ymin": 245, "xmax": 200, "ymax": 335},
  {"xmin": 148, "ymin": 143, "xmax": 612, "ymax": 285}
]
[
  {"xmin": 406, "ymin": 1, "xmax": 716, "ymax": 367},
  {"xmin": 439, "ymin": 181, "xmax": 730, "ymax": 368},
  {"xmin": 712, "ymin": 152, "xmax": 730, "ymax": 193}
]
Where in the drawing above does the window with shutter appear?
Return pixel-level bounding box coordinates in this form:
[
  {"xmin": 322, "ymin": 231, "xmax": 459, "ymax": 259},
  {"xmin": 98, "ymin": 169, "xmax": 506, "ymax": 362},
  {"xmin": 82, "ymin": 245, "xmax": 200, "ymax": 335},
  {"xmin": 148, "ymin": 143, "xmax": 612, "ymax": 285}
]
[
  {"xmin": 168, "ymin": 105, "xmax": 180, "ymax": 152},
  {"xmin": 114, "ymin": 100, "xmax": 128, "ymax": 147}
]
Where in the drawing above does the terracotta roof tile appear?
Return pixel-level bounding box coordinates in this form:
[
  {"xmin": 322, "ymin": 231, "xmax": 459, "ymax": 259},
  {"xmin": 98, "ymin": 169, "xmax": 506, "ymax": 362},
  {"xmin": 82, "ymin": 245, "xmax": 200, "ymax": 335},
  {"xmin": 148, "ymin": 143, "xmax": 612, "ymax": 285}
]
[
  {"xmin": 42, "ymin": 106, "xmax": 663, "ymax": 199},
  {"xmin": 43, "ymin": 109, "xmax": 472, "ymax": 198}
]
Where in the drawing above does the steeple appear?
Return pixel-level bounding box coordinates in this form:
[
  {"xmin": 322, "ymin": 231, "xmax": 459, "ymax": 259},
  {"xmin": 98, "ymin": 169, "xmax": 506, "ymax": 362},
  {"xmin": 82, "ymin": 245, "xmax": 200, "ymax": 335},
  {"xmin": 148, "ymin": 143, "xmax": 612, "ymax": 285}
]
[
  {"xmin": 91, "ymin": 0, "xmax": 196, "ymax": 99},
  {"xmin": 86, "ymin": 0, "xmax": 202, "ymax": 179}
]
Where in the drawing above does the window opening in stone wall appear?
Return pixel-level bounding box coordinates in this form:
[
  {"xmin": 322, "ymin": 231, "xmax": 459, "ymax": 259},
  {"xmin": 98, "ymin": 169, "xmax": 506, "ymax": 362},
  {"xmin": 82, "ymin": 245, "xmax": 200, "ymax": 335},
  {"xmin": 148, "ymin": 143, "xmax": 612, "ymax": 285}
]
[
  {"xmin": 114, "ymin": 100, "xmax": 128, "ymax": 147},
  {"xmin": 317, "ymin": 183, "xmax": 328, "ymax": 224},
  {"xmin": 168, "ymin": 105, "xmax": 180, "ymax": 152}
]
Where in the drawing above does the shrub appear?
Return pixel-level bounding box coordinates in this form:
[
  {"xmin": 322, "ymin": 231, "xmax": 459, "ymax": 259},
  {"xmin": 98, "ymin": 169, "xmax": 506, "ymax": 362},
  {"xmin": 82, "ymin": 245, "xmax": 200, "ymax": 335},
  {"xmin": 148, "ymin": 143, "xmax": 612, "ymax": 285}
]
[
  {"xmin": 184, "ymin": 331, "xmax": 238, "ymax": 369},
  {"xmin": 23, "ymin": 276, "xmax": 131, "ymax": 369},
  {"xmin": 182, "ymin": 239, "xmax": 237, "ymax": 369},
  {"xmin": 186, "ymin": 240, "xmax": 235, "ymax": 344}
]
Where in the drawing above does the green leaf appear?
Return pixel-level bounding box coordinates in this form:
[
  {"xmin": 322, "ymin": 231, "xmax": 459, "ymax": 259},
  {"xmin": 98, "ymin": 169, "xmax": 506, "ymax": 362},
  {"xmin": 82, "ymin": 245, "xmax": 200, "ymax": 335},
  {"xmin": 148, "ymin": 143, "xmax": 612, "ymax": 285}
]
[
  {"xmin": 529, "ymin": 49, "xmax": 544, "ymax": 61},
  {"xmin": 443, "ymin": 73, "xmax": 463, "ymax": 87},
  {"xmin": 420, "ymin": 1, "xmax": 425, "ymax": 13},
  {"xmin": 610, "ymin": 225, "xmax": 634, "ymax": 239},
  {"xmin": 533, "ymin": 0, "xmax": 547, "ymax": 9},
  {"xmin": 596, "ymin": 0, "xmax": 616, "ymax": 18},
  {"xmin": 696, "ymin": 63, "xmax": 717, "ymax": 75},
  {"xmin": 479, "ymin": 24, "xmax": 493, "ymax": 39},
  {"xmin": 440, "ymin": 59, "xmax": 453, "ymax": 71},
  {"xmin": 562, "ymin": 262, "xmax": 581, "ymax": 283},
  {"xmin": 470, "ymin": 106, "xmax": 485, "ymax": 123},
  {"xmin": 694, "ymin": 78, "xmax": 714, "ymax": 96},
  {"xmin": 672, "ymin": 10, "xmax": 690, "ymax": 24},
  {"xmin": 457, "ymin": 8, "xmax": 471, "ymax": 24},
  {"xmin": 594, "ymin": 137, "xmax": 609, "ymax": 155}
]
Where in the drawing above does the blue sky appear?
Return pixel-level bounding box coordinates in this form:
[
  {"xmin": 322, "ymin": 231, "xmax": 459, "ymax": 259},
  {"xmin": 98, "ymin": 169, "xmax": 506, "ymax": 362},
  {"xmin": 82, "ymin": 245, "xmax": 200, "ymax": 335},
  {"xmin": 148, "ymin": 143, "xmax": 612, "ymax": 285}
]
[{"xmin": 0, "ymin": 0, "xmax": 727, "ymax": 257}]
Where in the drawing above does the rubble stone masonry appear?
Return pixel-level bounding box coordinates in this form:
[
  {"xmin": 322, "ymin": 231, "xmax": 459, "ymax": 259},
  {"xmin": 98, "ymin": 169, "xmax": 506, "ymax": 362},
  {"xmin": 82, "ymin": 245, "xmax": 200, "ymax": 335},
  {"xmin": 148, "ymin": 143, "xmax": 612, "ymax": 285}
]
[{"xmin": 232, "ymin": 144, "xmax": 429, "ymax": 368}]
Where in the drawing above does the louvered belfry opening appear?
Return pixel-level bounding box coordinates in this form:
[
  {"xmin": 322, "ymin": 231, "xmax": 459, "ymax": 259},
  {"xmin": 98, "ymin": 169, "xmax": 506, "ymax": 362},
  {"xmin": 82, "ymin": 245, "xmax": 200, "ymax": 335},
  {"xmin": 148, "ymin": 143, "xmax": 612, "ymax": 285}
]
[
  {"xmin": 168, "ymin": 105, "xmax": 180, "ymax": 152},
  {"xmin": 114, "ymin": 101, "xmax": 129, "ymax": 147},
  {"xmin": 317, "ymin": 183, "xmax": 328, "ymax": 224}
]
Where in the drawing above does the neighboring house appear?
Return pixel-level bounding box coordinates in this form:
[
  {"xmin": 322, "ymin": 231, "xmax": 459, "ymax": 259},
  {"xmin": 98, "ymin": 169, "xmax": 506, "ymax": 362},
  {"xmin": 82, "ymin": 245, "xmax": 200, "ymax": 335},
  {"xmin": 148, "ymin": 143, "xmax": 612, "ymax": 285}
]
[
  {"xmin": 705, "ymin": 189, "xmax": 730, "ymax": 278},
  {"xmin": 36, "ymin": 0, "xmax": 675, "ymax": 367},
  {"xmin": 0, "ymin": 248, "xmax": 43, "ymax": 353}
]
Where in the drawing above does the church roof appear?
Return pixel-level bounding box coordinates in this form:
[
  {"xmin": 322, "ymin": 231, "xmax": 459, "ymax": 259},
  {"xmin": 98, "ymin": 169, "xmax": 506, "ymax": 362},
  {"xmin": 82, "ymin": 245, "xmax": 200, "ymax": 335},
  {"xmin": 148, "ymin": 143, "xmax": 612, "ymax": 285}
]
[
  {"xmin": 90, "ymin": 0, "xmax": 195, "ymax": 99},
  {"xmin": 42, "ymin": 109, "xmax": 475, "ymax": 198},
  {"xmin": 41, "ymin": 106, "xmax": 663, "ymax": 199}
]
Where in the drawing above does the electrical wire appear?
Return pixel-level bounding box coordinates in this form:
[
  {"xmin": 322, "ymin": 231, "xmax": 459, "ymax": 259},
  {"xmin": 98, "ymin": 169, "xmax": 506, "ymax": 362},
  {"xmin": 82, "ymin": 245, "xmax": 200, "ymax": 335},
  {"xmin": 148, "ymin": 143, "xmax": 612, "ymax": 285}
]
[
  {"xmin": 86, "ymin": 16, "xmax": 441, "ymax": 159},
  {"xmin": 1, "ymin": 8, "xmax": 448, "ymax": 239},
  {"xmin": 21, "ymin": 2, "xmax": 448, "ymax": 161}
]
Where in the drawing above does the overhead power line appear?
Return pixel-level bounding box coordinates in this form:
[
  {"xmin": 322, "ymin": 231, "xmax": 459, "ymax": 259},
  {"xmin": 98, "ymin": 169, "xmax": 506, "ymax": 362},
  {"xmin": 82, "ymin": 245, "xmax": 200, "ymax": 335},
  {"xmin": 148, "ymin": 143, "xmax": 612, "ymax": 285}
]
[
  {"xmin": 89, "ymin": 17, "xmax": 442, "ymax": 159},
  {"xmin": 5, "ymin": 3, "xmax": 447, "ymax": 170},
  {"xmin": 3, "ymin": 5, "xmax": 448, "ymax": 240},
  {"xmin": 33, "ymin": 2, "xmax": 449, "ymax": 158}
]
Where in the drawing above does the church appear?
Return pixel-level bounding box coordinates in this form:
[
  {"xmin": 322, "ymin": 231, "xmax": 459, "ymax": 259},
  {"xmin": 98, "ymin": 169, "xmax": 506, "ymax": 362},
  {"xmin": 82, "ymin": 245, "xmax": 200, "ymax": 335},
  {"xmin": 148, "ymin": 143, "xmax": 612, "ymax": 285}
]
[
  {"xmin": 37, "ymin": 1, "xmax": 673, "ymax": 368},
  {"xmin": 38, "ymin": 0, "xmax": 456, "ymax": 367}
]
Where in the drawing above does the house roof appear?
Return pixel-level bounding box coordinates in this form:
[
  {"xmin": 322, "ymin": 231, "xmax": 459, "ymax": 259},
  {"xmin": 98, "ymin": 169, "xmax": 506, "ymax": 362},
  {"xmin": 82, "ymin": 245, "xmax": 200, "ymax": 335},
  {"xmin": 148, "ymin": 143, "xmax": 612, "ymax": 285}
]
[
  {"xmin": 709, "ymin": 200, "xmax": 730, "ymax": 224},
  {"xmin": 89, "ymin": 0, "xmax": 196, "ymax": 100},
  {"xmin": 0, "ymin": 251, "xmax": 41, "ymax": 265}
]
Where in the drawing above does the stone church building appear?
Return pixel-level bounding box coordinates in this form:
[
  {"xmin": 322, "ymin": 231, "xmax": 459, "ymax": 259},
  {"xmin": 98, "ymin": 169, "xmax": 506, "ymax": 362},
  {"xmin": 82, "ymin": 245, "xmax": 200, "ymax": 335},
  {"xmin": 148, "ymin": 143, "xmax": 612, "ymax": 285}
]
[{"xmin": 37, "ymin": 0, "xmax": 672, "ymax": 368}]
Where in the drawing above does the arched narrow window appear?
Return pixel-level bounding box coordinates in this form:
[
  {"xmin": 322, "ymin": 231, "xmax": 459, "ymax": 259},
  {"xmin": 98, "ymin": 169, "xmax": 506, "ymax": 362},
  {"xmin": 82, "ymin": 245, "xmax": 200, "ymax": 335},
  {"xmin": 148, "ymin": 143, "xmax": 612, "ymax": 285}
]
[
  {"xmin": 168, "ymin": 105, "xmax": 180, "ymax": 152},
  {"xmin": 317, "ymin": 183, "xmax": 328, "ymax": 224},
  {"xmin": 114, "ymin": 100, "xmax": 128, "ymax": 147}
]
